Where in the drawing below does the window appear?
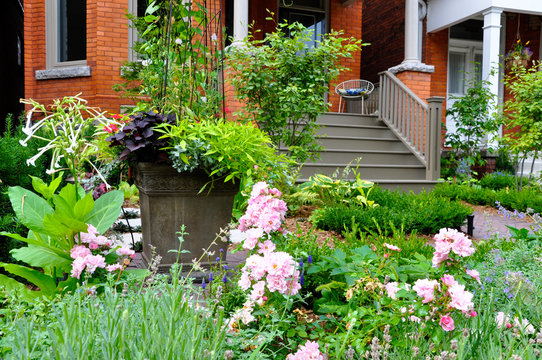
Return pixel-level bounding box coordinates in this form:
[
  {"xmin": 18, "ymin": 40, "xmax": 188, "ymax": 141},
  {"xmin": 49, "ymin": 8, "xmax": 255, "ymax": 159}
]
[
  {"xmin": 128, "ymin": 0, "xmax": 149, "ymax": 62},
  {"xmin": 279, "ymin": 0, "xmax": 328, "ymax": 49},
  {"xmin": 46, "ymin": 0, "xmax": 86, "ymax": 68}
]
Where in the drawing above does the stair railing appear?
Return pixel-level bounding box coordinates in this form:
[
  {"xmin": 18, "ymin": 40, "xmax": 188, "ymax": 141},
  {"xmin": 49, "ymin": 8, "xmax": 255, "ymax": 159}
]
[{"xmin": 378, "ymin": 70, "xmax": 444, "ymax": 181}]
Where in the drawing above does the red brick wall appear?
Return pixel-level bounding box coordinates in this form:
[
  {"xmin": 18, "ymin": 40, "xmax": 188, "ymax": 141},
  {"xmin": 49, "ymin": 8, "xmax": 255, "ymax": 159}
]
[
  {"xmin": 426, "ymin": 28, "xmax": 449, "ymax": 129},
  {"xmin": 360, "ymin": 0, "xmax": 404, "ymax": 84},
  {"xmin": 24, "ymin": 0, "xmax": 133, "ymax": 114},
  {"xmin": 329, "ymin": 0, "xmax": 363, "ymax": 112}
]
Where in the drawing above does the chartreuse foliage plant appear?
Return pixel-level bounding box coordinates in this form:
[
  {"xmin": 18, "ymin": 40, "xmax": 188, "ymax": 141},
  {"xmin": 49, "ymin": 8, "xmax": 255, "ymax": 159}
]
[
  {"xmin": 228, "ymin": 20, "xmax": 365, "ymax": 164},
  {"xmin": 155, "ymin": 113, "xmax": 292, "ymax": 190},
  {"xmin": 0, "ymin": 176, "xmax": 125, "ymax": 299}
]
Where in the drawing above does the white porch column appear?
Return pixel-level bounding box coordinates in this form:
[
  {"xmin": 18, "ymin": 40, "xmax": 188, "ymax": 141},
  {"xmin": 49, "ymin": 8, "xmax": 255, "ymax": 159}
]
[
  {"xmin": 482, "ymin": 7, "xmax": 503, "ymax": 144},
  {"xmin": 482, "ymin": 8, "xmax": 502, "ymax": 98},
  {"xmin": 404, "ymin": 0, "xmax": 420, "ymax": 63},
  {"xmin": 233, "ymin": 0, "xmax": 249, "ymax": 43}
]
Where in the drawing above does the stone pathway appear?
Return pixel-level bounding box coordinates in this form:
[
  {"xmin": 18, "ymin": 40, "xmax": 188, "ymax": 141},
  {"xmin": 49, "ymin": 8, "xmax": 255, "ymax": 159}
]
[{"xmin": 460, "ymin": 208, "xmax": 537, "ymax": 240}]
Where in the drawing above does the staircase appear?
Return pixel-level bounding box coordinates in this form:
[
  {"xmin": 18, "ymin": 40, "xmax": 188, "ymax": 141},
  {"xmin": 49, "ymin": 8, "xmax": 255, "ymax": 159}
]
[
  {"xmin": 294, "ymin": 71, "xmax": 445, "ymax": 193},
  {"xmin": 296, "ymin": 113, "xmax": 436, "ymax": 192}
]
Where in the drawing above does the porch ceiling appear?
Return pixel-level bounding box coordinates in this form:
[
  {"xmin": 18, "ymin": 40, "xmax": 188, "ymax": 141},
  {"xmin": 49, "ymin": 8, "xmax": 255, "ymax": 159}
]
[{"xmin": 427, "ymin": 0, "xmax": 542, "ymax": 32}]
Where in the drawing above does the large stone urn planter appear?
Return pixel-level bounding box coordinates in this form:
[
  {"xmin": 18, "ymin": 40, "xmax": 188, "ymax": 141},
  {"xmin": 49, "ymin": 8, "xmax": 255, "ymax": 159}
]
[{"xmin": 134, "ymin": 162, "xmax": 238, "ymax": 272}]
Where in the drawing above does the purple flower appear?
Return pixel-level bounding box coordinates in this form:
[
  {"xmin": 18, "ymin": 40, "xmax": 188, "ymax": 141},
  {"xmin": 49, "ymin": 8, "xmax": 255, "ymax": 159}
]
[
  {"xmin": 223, "ymin": 264, "xmax": 228, "ymax": 270},
  {"xmin": 299, "ymin": 259, "xmax": 304, "ymax": 269},
  {"xmin": 307, "ymin": 254, "xmax": 313, "ymax": 264},
  {"xmin": 223, "ymin": 274, "xmax": 228, "ymax": 283},
  {"xmin": 201, "ymin": 278, "xmax": 206, "ymax": 289},
  {"xmin": 300, "ymin": 272, "xmax": 305, "ymax": 286},
  {"xmin": 208, "ymin": 272, "xmax": 213, "ymax": 282},
  {"xmin": 215, "ymin": 257, "xmax": 220, "ymax": 262}
]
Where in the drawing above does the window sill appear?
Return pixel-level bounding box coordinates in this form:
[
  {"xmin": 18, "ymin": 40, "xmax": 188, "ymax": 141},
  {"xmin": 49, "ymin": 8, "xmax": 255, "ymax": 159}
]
[{"xmin": 35, "ymin": 65, "xmax": 91, "ymax": 80}]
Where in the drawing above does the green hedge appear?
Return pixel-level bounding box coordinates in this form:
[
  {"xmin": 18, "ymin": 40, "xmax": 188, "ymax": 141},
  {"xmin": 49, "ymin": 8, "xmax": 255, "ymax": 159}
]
[
  {"xmin": 432, "ymin": 182, "xmax": 542, "ymax": 213},
  {"xmin": 313, "ymin": 186, "xmax": 472, "ymax": 236}
]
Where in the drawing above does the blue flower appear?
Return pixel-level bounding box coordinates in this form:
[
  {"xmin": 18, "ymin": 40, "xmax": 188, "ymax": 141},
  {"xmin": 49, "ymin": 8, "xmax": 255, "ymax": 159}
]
[
  {"xmin": 208, "ymin": 272, "xmax": 214, "ymax": 282},
  {"xmin": 223, "ymin": 274, "xmax": 228, "ymax": 283},
  {"xmin": 299, "ymin": 259, "xmax": 304, "ymax": 269},
  {"xmin": 201, "ymin": 278, "xmax": 206, "ymax": 290},
  {"xmin": 307, "ymin": 254, "xmax": 313, "ymax": 264},
  {"xmin": 223, "ymin": 264, "xmax": 228, "ymax": 270},
  {"xmin": 216, "ymin": 257, "xmax": 220, "ymax": 262},
  {"xmin": 300, "ymin": 272, "xmax": 305, "ymax": 286},
  {"xmin": 503, "ymin": 287, "xmax": 510, "ymax": 294}
]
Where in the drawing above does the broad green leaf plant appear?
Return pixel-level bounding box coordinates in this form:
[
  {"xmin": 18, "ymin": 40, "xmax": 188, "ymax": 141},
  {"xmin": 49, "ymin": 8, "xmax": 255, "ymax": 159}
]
[{"xmin": 0, "ymin": 176, "xmax": 125, "ymax": 298}]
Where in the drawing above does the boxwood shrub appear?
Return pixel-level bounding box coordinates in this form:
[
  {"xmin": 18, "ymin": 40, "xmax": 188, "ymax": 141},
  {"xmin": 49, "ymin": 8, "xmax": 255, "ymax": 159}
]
[
  {"xmin": 432, "ymin": 182, "xmax": 542, "ymax": 213},
  {"xmin": 312, "ymin": 186, "xmax": 472, "ymax": 236}
]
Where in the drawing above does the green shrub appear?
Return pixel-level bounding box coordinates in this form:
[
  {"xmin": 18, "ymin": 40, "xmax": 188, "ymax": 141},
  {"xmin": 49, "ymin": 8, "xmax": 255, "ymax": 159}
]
[
  {"xmin": 312, "ymin": 187, "xmax": 472, "ymax": 236},
  {"xmin": 479, "ymin": 172, "xmax": 516, "ymax": 190},
  {"xmin": 433, "ymin": 182, "xmax": 542, "ymax": 213}
]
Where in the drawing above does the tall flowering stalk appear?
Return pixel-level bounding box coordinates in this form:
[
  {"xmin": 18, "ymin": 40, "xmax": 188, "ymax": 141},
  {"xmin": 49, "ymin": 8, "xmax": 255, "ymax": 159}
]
[{"xmin": 19, "ymin": 94, "xmax": 109, "ymax": 191}]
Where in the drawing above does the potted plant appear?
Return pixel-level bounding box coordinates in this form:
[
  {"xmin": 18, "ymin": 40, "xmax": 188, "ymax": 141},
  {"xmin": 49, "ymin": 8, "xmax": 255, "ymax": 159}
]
[{"xmin": 505, "ymin": 39, "xmax": 533, "ymax": 70}]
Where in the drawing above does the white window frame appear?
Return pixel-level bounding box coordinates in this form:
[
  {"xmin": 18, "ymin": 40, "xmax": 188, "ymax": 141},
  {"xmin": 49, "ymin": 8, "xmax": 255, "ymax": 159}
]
[{"xmin": 45, "ymin": 0, "xmax": 87, "ymax": 69}]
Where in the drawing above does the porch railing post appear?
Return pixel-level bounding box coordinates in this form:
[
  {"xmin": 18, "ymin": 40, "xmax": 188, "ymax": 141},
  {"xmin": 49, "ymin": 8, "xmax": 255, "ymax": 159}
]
[{"xmin": 426, "ymin": 97, "xmax": 445, "ymax": 181}]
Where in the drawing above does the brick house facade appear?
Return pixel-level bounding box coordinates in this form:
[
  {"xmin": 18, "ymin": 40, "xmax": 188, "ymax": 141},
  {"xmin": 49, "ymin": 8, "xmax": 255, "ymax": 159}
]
[{"xmin": 24, "ymin": 0, "xmax": 361, "ymax": 115}]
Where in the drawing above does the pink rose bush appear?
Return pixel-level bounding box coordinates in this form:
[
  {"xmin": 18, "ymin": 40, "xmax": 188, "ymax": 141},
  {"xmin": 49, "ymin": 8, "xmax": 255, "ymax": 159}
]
[
  {"xmin": 70, "ymin": 224, "xmax": 135, "ymax": 279},
  {"xmin": 227, "ymin": 182, "xmax": 302, "ymax": 331},
  {"xmin": 432, "ymin": 228, "xmax": 475, "ymax": 267},
  {"xmin": 378, "ymin": 228, "xmax": 479, "ymax": 333},
  {"xmin": 238, "ymin": 182, "xmax": 287, "ymax": 237},
  {"xmin": 286, "ymin": 340, "xmax": 325, "ymax": 360}
]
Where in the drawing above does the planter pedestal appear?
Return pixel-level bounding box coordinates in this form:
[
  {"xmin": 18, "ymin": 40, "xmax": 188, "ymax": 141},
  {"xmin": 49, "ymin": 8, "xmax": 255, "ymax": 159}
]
[{"xmin": 134, "ymin": 163, "xmax": 238, "ymax": 273}]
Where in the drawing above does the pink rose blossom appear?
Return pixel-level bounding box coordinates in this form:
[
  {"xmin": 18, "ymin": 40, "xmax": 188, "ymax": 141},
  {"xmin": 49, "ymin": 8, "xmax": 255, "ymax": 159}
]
[
  {"xmin": 257, "ymin": 239, "xmax": 276, "ymax": 255},
  {"xmin": 448, "ymin": 284, "xmax": 474, "ymax": 312},
  {"xmin": 70, "ymin": 257, "xmax": 87, "ymax": 279},
  {"xmin": 78, "ymin": 224, "xmax": 110, "ymax": 249},
  {"xmin": 116, "ymin": 246, "xmax": 135, "ymax": 259},
  {"xmin": 70, "ymin": 245, "xmax": 92, "ymax": 259},
  {"xmin": 439, "ymin": 315, "xmax": 455, "ymax": 331},
  {"xmin": 413, "ymin": 278, "xmax": 439, "ymax": 303},
  {"xmin": 84, "ymin": 254, "xmax": 106, "ymax": 274},
  {"xmin": 250, "ymin": 280, "xmax": 266, "ymax": 304},
  {"xmin": 384, "ymin": 282, "xmax": 400, "ymax": 299},
  {"xmin": 243, "ymin": 228, "xmax": 264, "ymax": 250},
  {"xmin": 466, "ymin": 269, "xmax": 481, "ymax": 284},
  {"xmin": 286, "ymin": 340, "xmax": 324, "ymax": 360},
  {"xmin": 441, "ymin": 274, "xmax": 458, "ymax": 288},
  {"xmin": 106, "ymin": 264, "xmax": 123, "ymax": 272},
  {"xmin": 383, "ymin": 243, "xmax": 401, "ymax": 251},
  {"xmin": 450, "ymin": 235, "xmax": 475, "ymax": 257},
  {"xmin": 432, "ymin": 250, "xmax": 449, "ymax": 268}
]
